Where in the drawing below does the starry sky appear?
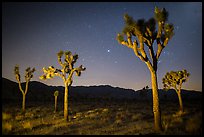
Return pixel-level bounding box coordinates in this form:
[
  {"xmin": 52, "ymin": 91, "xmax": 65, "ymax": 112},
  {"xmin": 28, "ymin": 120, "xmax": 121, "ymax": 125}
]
[{"xmin": 2, "ymin": 2, "xmax": 202, "ymax": 91}]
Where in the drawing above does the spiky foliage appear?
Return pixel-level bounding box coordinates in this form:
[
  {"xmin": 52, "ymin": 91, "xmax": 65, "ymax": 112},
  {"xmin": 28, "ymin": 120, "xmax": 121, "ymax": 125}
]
[
  {"xmin": 14, "ymin": 65, "xmax": 35, "ymax": 113},
  {"xmin": 117, "ymin": 7, "xmax": 174, "ymax": 131},
  {"xmin": 54, "ymin": 90, "xmax": 59, "ymax": 96},
  {"xmin": 40, "ymin": 50, "xmax": 86, "ymax": 121},
  {"xmin": 162, "ymin": 69, "xmax": 190, "ymax": 112},
  {"xmin": 163, "ymin": 69, "xmax": 190, "ymax": 91}
]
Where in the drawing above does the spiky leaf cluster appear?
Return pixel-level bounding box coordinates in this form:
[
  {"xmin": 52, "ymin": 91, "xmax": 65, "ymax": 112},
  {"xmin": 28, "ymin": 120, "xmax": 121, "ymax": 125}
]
[
  {"xmin": 162, "ymin": 69, "xmax": 190, "ymax": 91},
  {"xmin": 118, "ymin": 7, "xmax": 174, "ymax": 46},
  {"xmin": 154, "ymin": 7, "xmax": 169, "ymax": 23},
  {"xmin": 40, "ymin": 50, "xmax": 86, "ymax": 83},
  {"xmin": 120, "ymin": 14, "xmax": 157, "ymax": 39},
  {"xmin": 14, "ymin": 65, "xmax": 35, "ymax": 82},
  {"xmin": 59, "ymin": 50, "xmax": 79, "ymax": 70},
  {"xmin": 117, "ymin": 33, "xmax": 125, "ymax": 44},
  {"xmin": 54, "ymin": 90, "xmax": 59, "ymax": 96},
  {"xmin": 25, "ymin": 67, "xmax": 36, "ymax": 81},
  {"xmin": 75, "ymin": 65, "xmax": 86, "ymax": 76},
  {"xmin": 14, "ymin": 65, "xmax": 20, "ymax": 82},
  {"xmin": 122, "ymin": 14, "xmax": 147, "ymax": 37},
  {"xmin": 39, "ymin": 66, "xmax": 60, "ymax": 80}
]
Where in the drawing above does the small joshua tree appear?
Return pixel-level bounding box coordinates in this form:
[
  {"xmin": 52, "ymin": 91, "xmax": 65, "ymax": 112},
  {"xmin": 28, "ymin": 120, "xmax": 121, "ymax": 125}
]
[
  {"xmin": 162, "ymin": 69, "xmax": 190, "ymax": 113},
  {"xmin": 140, "ymin": 86, "xmax": 149, "ymax": 98},
  {"xmin": 117, "ymin": 7, "xmax": 174, "ymax": 131},
  {"xmin": 14, "ymin": 65, "xmax": 35, "ymax": 113},
  {"xmin": 40, "ymin": 50, "xmax": 86, "ymax": 121},
  {"xmin": 54, "ymin": 90, "xmax": 59, "ymax": 113}
]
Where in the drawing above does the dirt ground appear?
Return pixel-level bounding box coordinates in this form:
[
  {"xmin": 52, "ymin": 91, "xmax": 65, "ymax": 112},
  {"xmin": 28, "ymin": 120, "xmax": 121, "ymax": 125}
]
[{"xmin": 2, "ymin": 99, "xmax": 202, "ymax": 135}]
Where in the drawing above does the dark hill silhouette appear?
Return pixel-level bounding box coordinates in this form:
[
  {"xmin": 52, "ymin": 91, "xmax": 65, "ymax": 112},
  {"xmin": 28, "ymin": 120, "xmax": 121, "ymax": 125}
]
[{"xmin": 2, "ymin": 77, "xmax": 202, "ymax": 104}]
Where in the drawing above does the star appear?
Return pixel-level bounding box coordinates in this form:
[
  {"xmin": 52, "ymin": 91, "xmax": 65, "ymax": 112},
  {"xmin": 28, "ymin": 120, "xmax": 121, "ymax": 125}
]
[{"xmin": 107, "ymin": 49, "xmax": 110, "ymax": 53}]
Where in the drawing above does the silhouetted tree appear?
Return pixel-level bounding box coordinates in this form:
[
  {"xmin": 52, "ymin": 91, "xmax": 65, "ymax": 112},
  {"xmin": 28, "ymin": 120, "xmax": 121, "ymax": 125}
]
[
  {"xmin": 54, "ymin": 90, "xmax": 59, "ymax": 113},
  {"xmin": 14, "ymin": 65, "xmax": 35, "ymax": 113},
  {"xmin": 162, "ymin": 69, "xmax": 190, "ymax": 113},
  {"xmin": 117, "ymin": 7, "xmax": 174, "ymax": 131},
  {"xmin": 40, "ymin": 50, "xmax": 86, "ymax": 121},
  {"xmin": 140, "ymin": 86, "xmax": 148, "ymax": 98}
]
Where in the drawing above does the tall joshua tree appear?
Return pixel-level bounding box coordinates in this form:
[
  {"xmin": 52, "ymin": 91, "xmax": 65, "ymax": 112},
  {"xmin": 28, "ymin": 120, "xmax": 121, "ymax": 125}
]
[
  {"xmin": 162, "ymin": 69, "xmax": 190, "ymax": 113},
  {"xmin": 14, "ymin": 65, "xmax": 35, "ymax": 113},
  {"xmin": 39, "ymin": 50, "xmax": 86, "ymax": 121},
  {"xmin": 117, "ymin": 7, "xmax": 174, "ymax": 131}
]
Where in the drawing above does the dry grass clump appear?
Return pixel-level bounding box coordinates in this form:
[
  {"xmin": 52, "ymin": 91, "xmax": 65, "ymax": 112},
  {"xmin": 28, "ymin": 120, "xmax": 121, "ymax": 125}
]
[
  {"xmin": 22, "ymin": 121, "xmax": 33, "ymax": 130},
  {"xmin": 131, "ymin": 113, "xmax": 143, "ymax": 121},
  {"xmin": 185, "ymin": 112, "xmax": 202, "ymax": 135},
  {"xmin": 2, "ymin": 112, "xmax": 12, "ymax": 120},
  {"xmin": 2, "ymin": 122, "xmax": 13, "ymax": 134}
]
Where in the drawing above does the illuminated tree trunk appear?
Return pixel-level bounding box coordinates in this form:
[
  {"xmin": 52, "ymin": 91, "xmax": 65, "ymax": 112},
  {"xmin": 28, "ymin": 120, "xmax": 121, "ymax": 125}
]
[
  {"xmin": 18, "ymin": 81, "xmax": 28, "ymax": 113},
  {"xmin": 150, "ymin": 70, "xmax": 162, "ymax": 131},
  {"xmin": 64, "ymin": 82, "xmax": 69, "ymax": 121},
  {"xmin": 177, "ymin": 90, "xmax": 183, "ymax": 112},
  {"xmin": 22, "ymin": 93, "xmax": 26, "ymax": 113},
  {"xmin": 55, "ymin": 96, "xmax": 58, "ymax": 113}
]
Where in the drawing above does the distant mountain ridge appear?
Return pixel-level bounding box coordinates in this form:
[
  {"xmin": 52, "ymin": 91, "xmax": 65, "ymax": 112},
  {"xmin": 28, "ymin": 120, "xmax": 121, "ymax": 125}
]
[{"xmin": 2, "ymin": 77, "xmax": 202, "ymax": 104}]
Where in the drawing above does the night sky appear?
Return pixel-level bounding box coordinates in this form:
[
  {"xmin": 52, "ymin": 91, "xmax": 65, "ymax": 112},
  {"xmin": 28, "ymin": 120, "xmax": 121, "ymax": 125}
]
[{"xmin": 2, "ymin": 2, "xmax": 202, "ymax": 91}]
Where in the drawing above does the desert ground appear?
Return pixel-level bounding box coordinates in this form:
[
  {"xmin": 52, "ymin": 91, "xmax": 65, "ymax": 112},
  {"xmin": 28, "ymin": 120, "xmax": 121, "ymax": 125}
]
[{"xmin": 2, "ymin": 98, "xmax": 202, "ymax": 135}]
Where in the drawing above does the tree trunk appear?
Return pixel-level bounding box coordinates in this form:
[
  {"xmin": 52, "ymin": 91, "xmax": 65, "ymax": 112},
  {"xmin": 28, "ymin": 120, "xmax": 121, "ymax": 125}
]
[
  {"xmin": 55, "ymin": 96, "xmax": 58, "ymax": 113},
  {"xmin": 150, "ymin": 70, "xmax": 162, "ymax": 131},
  {"xmin": 64, "ymin": 82, "xmax": 69, "ymax": 121},
  {"xmin": 177, "ymin": 90, "xmax": 183, "ymax": 112},
  {"xmin": 22, "ymin": 93, "xmax": 26, "ymax": 113}
]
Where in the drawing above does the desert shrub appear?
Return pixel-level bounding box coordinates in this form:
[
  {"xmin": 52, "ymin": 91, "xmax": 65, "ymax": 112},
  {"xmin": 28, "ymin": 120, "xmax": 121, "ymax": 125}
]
[
  {"xmin": 2, "ymin": 122, "xmax": 13, "ymax": 134},
  {"xmin": 114, "ymin": 111, "xmax": 126, "ymax": 126},
  {"xmin": 2, "ymin": 112, "xmax": 12, "ymax": 121},
  {"xmin": 185, "ymin": 113, "xmax": 202, "ymax": 134},
  {"xmin": 25, "ymin": 112, "xmax": 34, "ymax": 118},
  {"xmin": 22, "ymin": 121, "xmax": 33, "ymax": 130},
  {"xmin": 15, "ymin": 115, "xmax": 24, "ymax": 121},
  {"xmin": 131, "ymin": 113, "xmax": 143, "ymax": 121}
]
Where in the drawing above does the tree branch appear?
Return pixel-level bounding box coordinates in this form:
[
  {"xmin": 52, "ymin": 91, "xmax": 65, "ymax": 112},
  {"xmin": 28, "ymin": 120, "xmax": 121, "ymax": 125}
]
[
  {"xmin": 156, "ymin": 22, "xmax": 163, "ymax": 39},
  {"xmin": 127, "ymin": 32, "xmax": 133, "ymax": 47},
  {"xmin": 156, "ymin": 38, "xmax": 164, "ymax": 59},
  {"xmin": 132, "ymin": 40, "xmax": 148, "ymax": 62},
  {"xmin": 18, "ymin": 82, "xmax": 24, "ymax": 95},
  {"xmin": 58, "ymin": 57, "xmax": 64, "ymax": 67},
  {"xmin": 121, "ymin": 41, "xmax": 132, "ymax": 48},
  {"xmin": 25, "ymin": 81, "xmax": 29, "ymax": 95}
]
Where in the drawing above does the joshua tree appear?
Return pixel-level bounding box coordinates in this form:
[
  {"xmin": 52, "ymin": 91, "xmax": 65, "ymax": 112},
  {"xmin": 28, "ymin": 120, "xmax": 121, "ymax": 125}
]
[
  {"xmin": 162, "ymin": 69, "xmax": 190, "ymax": 113},
  {"xmin": 140, "ymin": 86, "xmax": 149, "ymax": 98},
  {"xmin": 14, "ymin": 65, "xmax": 35, "ymax": 113},
  {"xmin": 40, "ymin": 50, "xmax": 86, "ymax": 121},
  {"xmin": 54, "ymin": 90, "xmax": 59, "ymax": 113},
  {"xmin": 117, "ymin": 7, "xmax": 174, "ymax": 131}
]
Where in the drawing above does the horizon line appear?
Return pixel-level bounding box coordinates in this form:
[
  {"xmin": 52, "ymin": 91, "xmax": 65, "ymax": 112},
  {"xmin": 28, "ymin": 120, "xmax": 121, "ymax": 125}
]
[{"xmin": 2, "ymin": 77, "xmax": 202, "ymax": 92}]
